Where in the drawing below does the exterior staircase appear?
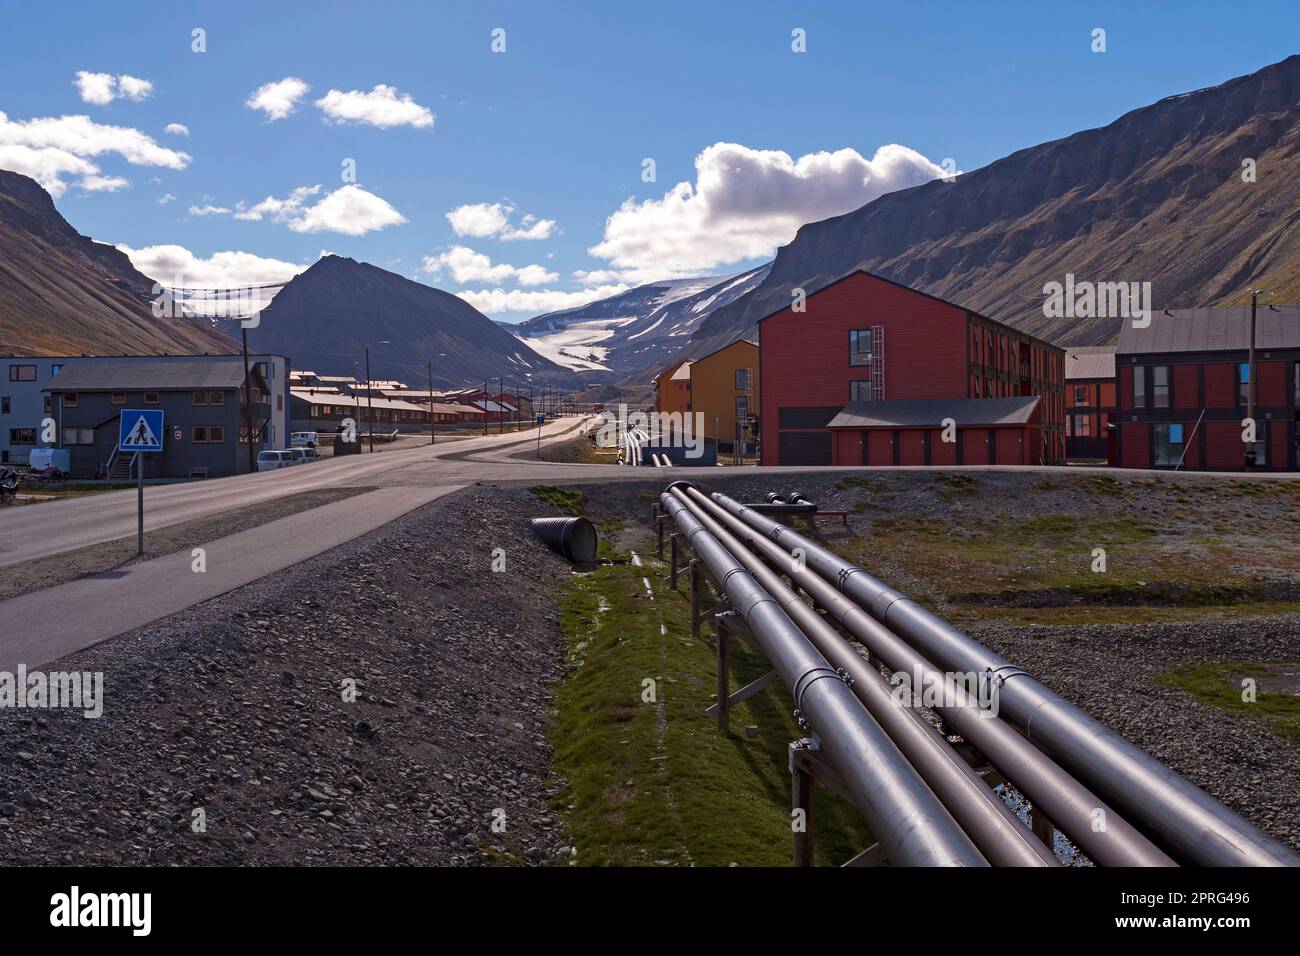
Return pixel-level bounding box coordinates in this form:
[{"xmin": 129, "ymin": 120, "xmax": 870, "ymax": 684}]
[{"xmin": 106, "ymin": 450, "xmax": 136, "ymax": 481}]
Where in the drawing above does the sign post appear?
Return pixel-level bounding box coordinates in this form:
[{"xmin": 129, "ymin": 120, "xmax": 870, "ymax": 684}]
[
  {"xmin": 118, "ymin": 409, "xmax": 165, "ymax": 556},
  {"xmin": 536, "ymin": 414, "xmax": 545, "ymax": 459}
]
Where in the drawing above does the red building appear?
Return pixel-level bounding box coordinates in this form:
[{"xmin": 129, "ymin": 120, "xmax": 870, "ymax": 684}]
[
  {"xmin": 1114, "ymin": 306, "xmax": 1300, "ymax": 470},
  {"xmin": 1064, "ymin": 346, "xmax": 1117, "ymax": 462},
  {"xmin": 759, "ymin": 271, "xmax": 1065, "ymax": 466}
]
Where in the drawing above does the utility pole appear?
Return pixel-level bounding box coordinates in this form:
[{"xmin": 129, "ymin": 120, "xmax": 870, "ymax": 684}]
[
  {"xmin": 427, "ymin": 360, "xmax": 435, "ymax": 445},
  {"xmin": 1246, "ymin": 289, "xmax": 1259, "ymax": 468},
  {"xmin": 498, "ymin": 375, "xmax": 504, "ymax": 434},
  {"xmin": 483, "ymin": 379, "xmax": 489, "ymax": 435},
  {"xmin": 364, "ymin": 345, "xmax": 375, "ymax": 453},
  {"xmin": 241, "ymin": 325, "xmax": 255, "ymax": 473}
]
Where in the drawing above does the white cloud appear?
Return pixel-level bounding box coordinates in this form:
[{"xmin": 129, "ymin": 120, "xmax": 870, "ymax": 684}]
[
  {"xmin": 315, "ymin": 84, "xmax": 433, "ymax": 128},
  {"xmin": 445, "ymin": 201, "xmax": 555, "ymax": 241},
  {"xmin": 188, "ymin": 203, "xmax": 231, "ymax": 216},
  {"xmin": 164, "ymin": 123, "xmax": 189, "ymax": 137},
  {"xmin": 118, "ymin": 243, "xmax": 309, "ymax": 289},
  {"xmin": 74, "ymin": 72, "xmax": 116, "ymax": 105},
  {"xmin": 117, "ymin": 75, "xmax": 154, "ymax": 102},
  {"xmin": 454, "ymin": 284, "xmax": 633, "ymax": 315},
  {"xmin": 422, "ymin": 246, "xmax": 557, "ymax": 286},
  {"xmin": 158, "ymin": 193, "xmax": 175, "ymax": 205},
  {"xmin": 287, "ymin": 184, "xmax": 406, "ymax": 235},
  {"xmin": 74, "ymin": 72, "xmax": 153, "ymax": 105},
  {"xmin": 246, "ymin": 77, "xmax": 311, "ymax": 121},
  {"xmin": 233, "ymin": 185, "xmax": 322, "ymax": 222},
  {"xmin": 0, "ymin": 111, "xmax": 189, "ymax": 196},
  {"xmin": 589, "ymin": 141, "xmax": 946, "ymax": 273}
]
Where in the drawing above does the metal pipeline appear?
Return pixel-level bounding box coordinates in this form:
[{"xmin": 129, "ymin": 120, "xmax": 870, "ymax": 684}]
[
  {"xmin": 670, "ymin": 486, "xmax": 1057, "ymax": 866},
  {"xmin": 685, "ymin": 486, "xmax": 1172, "ymax": 867},
  {"xmin": 659, "ymin": 489, "xmax": 989, "ymax": 866},
  {"xmin": 710, "ymin": 489, "xmax": 1300, "ymax": 867}
]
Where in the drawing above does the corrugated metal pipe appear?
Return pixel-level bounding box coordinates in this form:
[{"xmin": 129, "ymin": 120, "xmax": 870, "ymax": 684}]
[
  {"xmin": 708, "ymin": 489, "xmax": 1300, "ymax": 868},
  {"xmin": 659, "ymin": 487, "xmax": 989, "ymax": 866}
]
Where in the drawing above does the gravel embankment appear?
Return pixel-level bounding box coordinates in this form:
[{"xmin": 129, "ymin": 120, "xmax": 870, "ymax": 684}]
[{"xmin": 0, "ymin": 484, "xmax": 575, "ymax": 866}]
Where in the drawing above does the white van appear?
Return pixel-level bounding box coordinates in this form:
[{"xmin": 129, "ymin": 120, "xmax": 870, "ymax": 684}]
[
  {"xmin": 285, "ymin": 448, "xmax": 308, "ymax": 466},
  {"xmin": 257, "ymin": 450, "xmax": 295, "ymax": 471},
  {"xmin": 290, "ymin": 431, "xmax": 319, "ymax": 448}
]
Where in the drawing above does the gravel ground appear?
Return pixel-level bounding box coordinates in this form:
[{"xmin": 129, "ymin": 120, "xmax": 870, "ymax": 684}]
[{"xmin": 0, "ymin": 483, "xmax": 575, "ymax": 866}]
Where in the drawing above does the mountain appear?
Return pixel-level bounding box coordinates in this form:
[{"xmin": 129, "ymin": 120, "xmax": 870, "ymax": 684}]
[
  {"xmin": 511, "ymin": 264, "xmax": 770, "ymax": 380},
  {"xmin": 0, "ymin": 170, "xmax": 236, "ymax": 356},
  {"xmin": 688, "ymin": 55, "xmax": 1300, "ymax": 359},
  {"xmin": 223, "ymin": 255, "xmax": 573, "ymax": 387}
]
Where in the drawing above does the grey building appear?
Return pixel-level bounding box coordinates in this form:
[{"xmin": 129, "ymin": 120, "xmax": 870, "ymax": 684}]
[
  {"xmin": 41, "ymin": 359, "xmax": 273, "ymax": 479},
  {"xmin": 2, "ymin": 353, "xmax": 289, "ymax": 467}
]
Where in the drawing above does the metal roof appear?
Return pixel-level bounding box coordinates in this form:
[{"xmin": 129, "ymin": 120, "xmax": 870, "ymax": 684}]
[
  {"xmin": 1064, "ymin": 345, "xmax": 1116, "ymax": 381},
  {"xmin": 1117, "ymin": 305, "xmax": 1300, "ymax": 354},
  {"xmin": 290, "ymin": 389, "xmax": 426, "ymax": 413},
  {"xmin": 43, "ymin": 359, "xmax": 252, "ymax": 391},
  {"xmin": 827, "ymin": 395, "xmax": 1041, "ymax": 429}
]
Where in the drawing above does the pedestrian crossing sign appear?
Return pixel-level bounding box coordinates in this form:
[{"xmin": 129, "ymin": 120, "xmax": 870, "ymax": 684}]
[{"xmin": 118, "ymin": 409, "xmax": 165, "ymax": 452}]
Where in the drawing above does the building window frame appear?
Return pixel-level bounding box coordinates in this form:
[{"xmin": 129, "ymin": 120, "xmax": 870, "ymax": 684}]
[
  {"xmin": 848, "ymin": 329, "xmax": 873, "ymax": 367},
  {"xmin": 9, "ymin": 428, "xmax": 36, "ymax": 445},
  {"xmin": 849, "ymin": 380, "xmax": 873, "ymax": 403},
  {"xmin": 62, "ymin": 392, "xmax": 78, "ymax": 408},
  {"xmin": 1132, "ymin": 367, "xmax": 1146, "ymax": 409},
  {"xmin": 8, "ymin": 365, "xmax": 36, "ymax": 382},
  {"xmin": 1153, "ymin": 422, "xmax": 1184, "ymax": 466},
  {"xmin": 111, "ymin": 392, "xmax": 127, "ymax": 405},
  {"xmin": 1152, "ymin": 365, "xmax": 1170, "ymax": 408},
  {"xmin": 144, "ymin": 391, "xmax": 160, "ymax": 404},
  {"xmin": 1073, "ymin": 385, "xmax": 1087, "ymax": 405},
  {"xmin": 735, "ymin": 368, "xmax": 752, "ymax": 390}
]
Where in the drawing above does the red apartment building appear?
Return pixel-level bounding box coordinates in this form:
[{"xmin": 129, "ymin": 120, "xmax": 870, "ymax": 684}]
[
  {"xmin": 1064, "ymin": 346, "xmax": 1117, "ymax": 462},
  {"xmin": 759, "ymin": 271, "xmax": 1065, "ymax": 466},
  {"xmin": 1114, "ymin": 306, "xmax": 1300, "ymax": 470}
]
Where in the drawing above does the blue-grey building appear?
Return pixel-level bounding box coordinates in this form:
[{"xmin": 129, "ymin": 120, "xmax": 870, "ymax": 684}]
[
  {"xmin": 36, "ymin": 358, "xmax": 274, "ymax": 479},
  {"xmin": 2, "ymin": 353, "xmax": 289, "ymax": 470}
]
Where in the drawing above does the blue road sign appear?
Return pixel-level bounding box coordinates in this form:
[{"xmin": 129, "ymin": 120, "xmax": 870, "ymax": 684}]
[
  {"xmin": 119, "ymin": 409, "xmax": 165, "ymax": 452},
  {"xmin": 536, "ymin": 414, "xmax": 545, "ymax": 424}
]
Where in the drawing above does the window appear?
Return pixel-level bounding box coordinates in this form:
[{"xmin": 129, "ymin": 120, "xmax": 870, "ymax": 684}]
[
  {"xmin": 8, "ymin": 365, "xmax": 35, "ymax": 382},
  {"xmin": 850, "ymin": 380, "xmax": 873, "ymax": 403},
  {"xmin": 111, "ymin": 392, "xmax": 126, "ymax": 405},
  {"xmin": 193, "ymin": 425, "xmax": 226, "ymax": 443},
  {"xmin": 50, "ymin": 364, "xmax": 62, "ymax": 376},
  {"xmin": 1294, "ymin": 361, "xmax": 1300, "ymax": 405},
  {"xmin": 1153, "ymin": 423, "xmax": 1184, "ymax": 466},
  {"xmin": 1238, "ymin": 363, "xmax": 1252, "ymax": 405},
  {"xmin": 1073, "ymin": 385, "xmax": 1087, "ymax": 405},
  {"xmin": 256, "ymin": 361, "xmax": 269, "ymax": 380},
  {"xmin": 1072, "ymin": 413, "xmax": 1090, "ymax": 437},
  {"xmin": 62, "ymin": 392, "xmax": 78, "ymax": 407},
  {"xmin": 209, "ymin": 425, "xmax": 225, "ymax": 443},
  {"xmin": 973, "ymin": 378, "xmax": 981, "ymax": 398},
  {"xmin": 1152, "ymin": 366, "xmax": 1170, "ymax": 408},
  {"xmin": 735, "ymin": 368, "xmax": 752, "ymax": 390},
  {"xmin": 849, "ymin": 329, "xmax": 873, "ymax": 366},
  {"xmin": 1132, "ymin": 367, "xmax": 1146, "ymax": 409},
  {"xmin": 62, "ymin": 427, "xmax": 94, "ymax": 445},
  {"xmin": 9, "ymin": 428, "xmax": 36, "ymax": 444},
  {"xmin": 144, "ymin": 392, "xmax": 159, "ymax": 404},
  {"xmin": 735, "ymin": 396, "xmax": 750, "ymax": 420},
  {"xmin": 1, "ymin": 396, "xmax": 8, "ymax": 414},
  {"xmin": 194, "ymin": 390, "xmax": 209, "ymax": 406}
]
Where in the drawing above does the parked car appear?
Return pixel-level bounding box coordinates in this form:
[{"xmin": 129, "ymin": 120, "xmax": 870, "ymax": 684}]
[
  {"xmin": 302, "ymin": 447, "xmax": 322, "ymax": 462},
  {"xmin": 285, "ymin": 448, "xmax": 308, "ymax": 465},
  {"xmin": 290, "ymin": 431, "xmax": 319, "ymax": 448},
  {"xmin": 256, "ymin": 450, "xmax": 297, "ymax": 471}
]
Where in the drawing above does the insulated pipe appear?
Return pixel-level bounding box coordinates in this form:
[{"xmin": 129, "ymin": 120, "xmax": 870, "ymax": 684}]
[
  {"xmin": 671, "ymin": 487, "xmax": 1057, "ymax": 866},
  {"xmin": 710, "ymin": 490, "xmax": 1300, "ymax": 868},
  {"xmin": 687, "ymin": 487, "xmax": 1172, "ymax": 867},
  {"xmin": 659, "ymin": 490, "xmax": 988, "ymax": 867}
]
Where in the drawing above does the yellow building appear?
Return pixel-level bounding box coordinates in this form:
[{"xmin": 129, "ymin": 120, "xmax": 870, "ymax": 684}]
[{"xmin": 688, "ymin": 339, "xmax": 759, "ymax": 454}]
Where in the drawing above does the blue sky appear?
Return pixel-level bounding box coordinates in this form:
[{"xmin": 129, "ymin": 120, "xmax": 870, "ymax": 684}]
[{"xmin": 1, "ymin": 0, "xmax": 1297, "ymax": 320}]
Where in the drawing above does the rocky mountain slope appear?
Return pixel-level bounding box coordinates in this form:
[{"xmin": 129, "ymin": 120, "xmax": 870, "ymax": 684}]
[
  {"xmin": 687, "ymin": 55, "xmax": 1300, "ymax": 361},
  {"xmin": 223, "ymin": 255, "xmax": 573, "ymax": 388},
  {"xmin": 512, "ymin": 265, "xmax": 769, "ymax": 380},
  {"xmin": 0, "ymin": 170, "xmax": 235, "ymax": 356}
]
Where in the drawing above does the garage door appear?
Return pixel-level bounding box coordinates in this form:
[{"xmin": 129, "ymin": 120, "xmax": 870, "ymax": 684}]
[{"xmin": 779, "ymin": 431, "xmax": 831, "ymax": 465}]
